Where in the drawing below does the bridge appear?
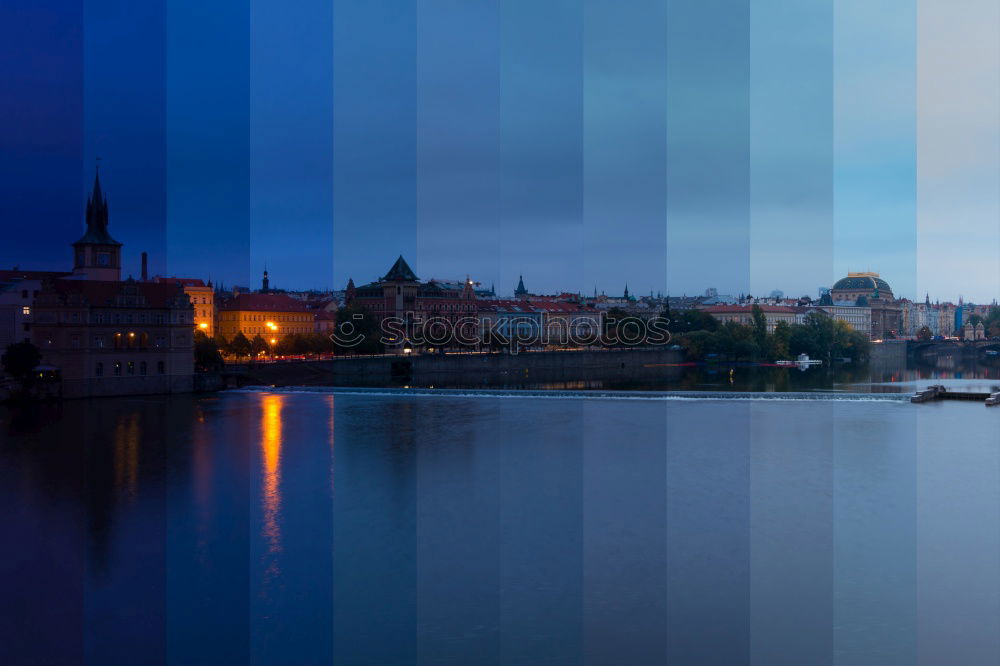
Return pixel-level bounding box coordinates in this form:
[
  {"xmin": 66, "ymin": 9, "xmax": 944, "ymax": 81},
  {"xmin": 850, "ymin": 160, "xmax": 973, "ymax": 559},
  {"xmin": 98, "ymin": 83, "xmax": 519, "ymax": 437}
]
[{"xmin": 908, "ymin": 339, "xmax": 1000, "ymax": 361}]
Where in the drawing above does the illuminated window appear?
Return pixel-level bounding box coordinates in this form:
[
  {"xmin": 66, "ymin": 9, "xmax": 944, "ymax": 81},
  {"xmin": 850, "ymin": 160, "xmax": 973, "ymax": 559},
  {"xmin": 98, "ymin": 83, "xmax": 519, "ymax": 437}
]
[{"xmin": 21, "ymin": 306, "xmax": 30, "ymax": 315}]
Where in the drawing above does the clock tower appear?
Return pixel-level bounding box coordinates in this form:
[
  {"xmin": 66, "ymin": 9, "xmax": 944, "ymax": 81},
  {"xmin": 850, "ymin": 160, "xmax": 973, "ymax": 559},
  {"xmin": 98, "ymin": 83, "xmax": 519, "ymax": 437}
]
[{"xmin": 72, "ymin": 168, "xmax": 122, "ymax": 281}]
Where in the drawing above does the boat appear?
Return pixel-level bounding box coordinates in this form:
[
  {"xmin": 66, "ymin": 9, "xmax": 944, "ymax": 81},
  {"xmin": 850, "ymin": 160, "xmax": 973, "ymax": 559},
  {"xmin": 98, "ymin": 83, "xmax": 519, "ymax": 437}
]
[{"xmin": 796, "ymin": 354, "xmax": 822, "ymax": 366}]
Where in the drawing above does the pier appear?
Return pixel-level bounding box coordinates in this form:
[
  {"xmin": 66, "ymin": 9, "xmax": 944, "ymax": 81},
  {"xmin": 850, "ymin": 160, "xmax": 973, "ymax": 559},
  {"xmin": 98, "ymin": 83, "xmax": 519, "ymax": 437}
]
[{"xmin": 911, "ymin": 385, "xmax": 1000, "ymax": 406}]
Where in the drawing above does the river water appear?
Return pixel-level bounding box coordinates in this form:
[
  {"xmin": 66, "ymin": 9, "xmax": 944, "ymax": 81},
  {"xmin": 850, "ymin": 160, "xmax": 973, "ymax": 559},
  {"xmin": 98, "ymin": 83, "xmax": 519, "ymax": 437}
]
[{"xmin": 1, "ymin": 384, "xmax": 998, "ymax": 665}]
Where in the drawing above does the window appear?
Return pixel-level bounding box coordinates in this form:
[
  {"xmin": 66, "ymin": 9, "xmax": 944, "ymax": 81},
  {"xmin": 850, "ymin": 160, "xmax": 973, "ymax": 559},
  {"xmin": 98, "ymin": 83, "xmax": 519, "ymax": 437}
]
[
  {"xmin": 95, "ymin": 362, "xmax": 103, "ymax": 377},
  {"xmin": 98, "ymin": 253, "xmax": 109, "ymax": 266},
  {"xmin": 140, "ymin": 361, "xmax": 147, "ymax": 376},
  {"xmin": 113, "ymin": 362, "xmax": 122, "ymax": 376},
  {"xmin": 94, "ymin": 335, "xmax": 105, "ymax": 348},
  {"xmin": 127, "ymin": 361, "xmax": 135, "ymax": 375},
  {"xmin": 21, "ymin": 289, "xmax": 28, "ymax": 299},
  {"xmin": 95, "ymin": 313, "xmax": 104, "ymax": 324},
  {"xmin": 21, "ymin": 306, "xmax": 30, "ymax": 316},
  {"xmin": 157, "ymin": 361, "xmax": 165, "ymax": 375}
]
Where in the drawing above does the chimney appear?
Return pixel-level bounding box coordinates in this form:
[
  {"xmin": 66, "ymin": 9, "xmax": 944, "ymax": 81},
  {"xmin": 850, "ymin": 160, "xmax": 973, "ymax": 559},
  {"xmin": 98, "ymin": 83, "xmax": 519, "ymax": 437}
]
[{"xmin": 141, "ymin": 252, "xmax": 148, "ymax": 281}]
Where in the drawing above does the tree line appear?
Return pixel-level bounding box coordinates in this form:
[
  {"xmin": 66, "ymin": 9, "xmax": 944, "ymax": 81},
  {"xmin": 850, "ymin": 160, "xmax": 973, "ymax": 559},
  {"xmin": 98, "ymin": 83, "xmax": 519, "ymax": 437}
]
[{"xmin": 664, "ymin": 305, "xmax": 871, "ymax": 363}]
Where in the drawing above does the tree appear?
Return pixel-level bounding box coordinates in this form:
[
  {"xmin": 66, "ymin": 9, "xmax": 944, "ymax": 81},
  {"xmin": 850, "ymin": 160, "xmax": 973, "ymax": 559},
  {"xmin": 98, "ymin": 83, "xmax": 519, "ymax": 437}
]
[
  {"xmin": 986, "ymin": 306, "xmax": 1000, "ymax": 337},
  {"xmin": 251, "ymin": 334, "xmax": 269, "ymax": 357},
  {"xmin": 750, "ymin": 305, "xmax": 768, "ymax": 351},
  {"xmin": 770, "ymin": 320, "xmax": 792, "ymax": 360},
  {"xmin": 229, "ymin": 331, "xmax": 252, "ymax": 359},
  {"xmin": 916, "ymin": 326, "xmax": 933, "ymax": 342},
  {"xmin": 193, "ymin": 331, "xmax": 224, "ymax": 372},
  {"xmin": 2, "ymin": 341, "xmax": 42, "ymax": 390},
  {"xmin": 669, "ymin": 310, "xmax": 719, "ymax": 334},
  {"xmin": 335, "ymin": 303, "xmax": 383, "ymax": 354}
]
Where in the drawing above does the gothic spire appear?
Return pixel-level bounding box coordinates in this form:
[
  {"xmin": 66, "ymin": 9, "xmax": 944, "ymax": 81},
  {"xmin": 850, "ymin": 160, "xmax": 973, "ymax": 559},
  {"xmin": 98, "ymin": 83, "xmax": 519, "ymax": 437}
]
[
  {"xmin": 75, "ymin": 165, "xmax": 120, "ymax": 247},
  {"xmin": 515, "ymin": 275, "xmax": 527, "ymax": 296}
]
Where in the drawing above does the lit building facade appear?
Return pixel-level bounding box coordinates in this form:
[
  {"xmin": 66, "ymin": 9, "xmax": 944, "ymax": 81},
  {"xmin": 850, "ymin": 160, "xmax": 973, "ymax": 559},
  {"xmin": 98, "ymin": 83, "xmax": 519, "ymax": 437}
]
[
  {"xmin": 154, "ymin": 277, "xmax": 215, "ymax": 336},
  {"xmin": 216, "ymin": 293, "xmax": 314, "ymax": 346}
]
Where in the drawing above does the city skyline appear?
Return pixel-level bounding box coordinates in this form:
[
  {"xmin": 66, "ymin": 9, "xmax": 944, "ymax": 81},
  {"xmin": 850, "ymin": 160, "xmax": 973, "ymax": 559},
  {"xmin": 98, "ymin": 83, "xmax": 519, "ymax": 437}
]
[
  {"xmin": 3, "ymin": 172, "xmax": 998, "ymax": 308},
  {"xmin": 3, "ymin": 0, "xmax": 999, "ymax": 302}
]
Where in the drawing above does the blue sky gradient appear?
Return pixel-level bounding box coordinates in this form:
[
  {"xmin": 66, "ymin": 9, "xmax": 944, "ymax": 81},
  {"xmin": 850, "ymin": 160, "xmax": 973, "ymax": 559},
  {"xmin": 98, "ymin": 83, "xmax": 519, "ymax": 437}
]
[{"xmin": 2, "ymin": 0, "xmax": 998, "ymax": 302}]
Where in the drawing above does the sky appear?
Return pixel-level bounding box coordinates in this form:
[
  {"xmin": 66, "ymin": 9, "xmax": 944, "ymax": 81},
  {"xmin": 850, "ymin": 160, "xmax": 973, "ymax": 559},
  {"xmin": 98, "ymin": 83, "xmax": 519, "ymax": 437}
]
[{"xmin": 1, "ymin": 0, "xmax": 999, "ymax": 303}]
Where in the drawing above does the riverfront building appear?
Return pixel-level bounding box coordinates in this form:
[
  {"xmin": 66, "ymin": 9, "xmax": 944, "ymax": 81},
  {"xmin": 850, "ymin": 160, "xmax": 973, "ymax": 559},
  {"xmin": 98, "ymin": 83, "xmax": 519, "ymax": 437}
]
[
  {"xmin": 830, "ymin": 272, "xmax": 902, "ymax": 339},
  {"xmin": 154, "ymin": 277, "xmax": 215, "ymax": 336},
  {"xmin": 0, "ymin": 270, "xmax": 72, "ymax": 350},
  {"xmin": 347, "ymin": 256, "xmax": 480, "ymax": 348},
  {"xmin": 216, "ymin": 290, "xmax": 314, "ymax": 347},
  {"xmin": 1, "ymin": 169, "xmax": 196, "ymax": 398},
  {"xmin": 31, "ymin": 279, "xmax": 195, "ymax": 398}
]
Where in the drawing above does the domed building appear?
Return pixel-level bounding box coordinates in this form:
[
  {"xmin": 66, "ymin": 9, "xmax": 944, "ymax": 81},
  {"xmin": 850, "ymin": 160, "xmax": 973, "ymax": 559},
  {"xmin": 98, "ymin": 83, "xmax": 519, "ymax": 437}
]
[{"xmin": 830, "ymin": 271, "xmax": 902, "ymax": 339}]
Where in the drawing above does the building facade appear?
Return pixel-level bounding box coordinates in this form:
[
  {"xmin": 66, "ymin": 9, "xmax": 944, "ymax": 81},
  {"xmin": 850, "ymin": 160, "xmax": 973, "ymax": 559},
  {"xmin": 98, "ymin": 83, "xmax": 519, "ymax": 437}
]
[
  {"xmin": 348, "ymin": 256, "xmax": 480, "ymax": 349},
  {"xmin": 2, "ymin": 169, "xmax": 195, "ymax": 398},
  {"xmin": 700, "ymin": 305, "xmax": 799, "ymax": 333},
  {"xmin": 216, "ymin": 292, "xmax": 314, "ymax": 348},
  {"xmin": 31, "ymin": 279, "xmax": 194, "ymax": 398},
  {"xmin": 830, "ymin": 272, "xmax": 902, "ymax": 339},
  {"xmin": 154, "ymin": 277, "xmax": 215, "ymax": 335},
  {"xmin": 0, "ymin": 271, "xmax": 72, "ymax": 350}
]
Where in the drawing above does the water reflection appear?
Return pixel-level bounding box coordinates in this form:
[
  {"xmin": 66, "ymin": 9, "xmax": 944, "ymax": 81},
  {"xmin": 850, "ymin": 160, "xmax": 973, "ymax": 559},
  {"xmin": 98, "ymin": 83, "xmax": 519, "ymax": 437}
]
[
  {"xmin": 261, "ymin": 394, "xmax": 284, "ymax": 568},
  {"xmin": 113, "ymin": 413, "xmax": 139, "ymax": 500}
]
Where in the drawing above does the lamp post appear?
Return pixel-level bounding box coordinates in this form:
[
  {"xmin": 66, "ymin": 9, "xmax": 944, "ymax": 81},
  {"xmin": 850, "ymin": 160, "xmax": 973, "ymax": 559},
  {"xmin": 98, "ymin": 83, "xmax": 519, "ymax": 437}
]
[{"xmin": 266, "ymin": 322, "xmax": 278, "ymax": 359}]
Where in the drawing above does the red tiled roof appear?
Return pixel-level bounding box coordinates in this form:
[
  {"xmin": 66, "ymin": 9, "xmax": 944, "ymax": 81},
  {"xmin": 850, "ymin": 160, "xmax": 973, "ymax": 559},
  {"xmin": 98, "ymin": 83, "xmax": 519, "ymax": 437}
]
[
  {"xmin": 529, "ymin": 301, "xmax": 598, "ymax": 313},
  {"xmin": 701, "ymin": 305, "xmax": 799, "ymax": 314},
  {"xmin": 43, "ymin": 279, "xmax": 189, "ymax": 308},
  {"xmin": 0, "ymin": 270, "xmax": 72, "ymax": 282},
  {"xmin": 154, "ymin": 276, "xmax": 207, "ymax": 287},
  {"xmin": 218, "ymin": 293, "xmax": 311, "ymax": 313}
]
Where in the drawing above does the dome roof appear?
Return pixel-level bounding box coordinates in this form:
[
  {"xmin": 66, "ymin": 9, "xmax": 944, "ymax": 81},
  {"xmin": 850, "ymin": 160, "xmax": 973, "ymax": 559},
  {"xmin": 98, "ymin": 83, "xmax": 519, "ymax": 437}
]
[{"xmin": 832, "ymin": 273, "xmax": 892, "ymax": 294}]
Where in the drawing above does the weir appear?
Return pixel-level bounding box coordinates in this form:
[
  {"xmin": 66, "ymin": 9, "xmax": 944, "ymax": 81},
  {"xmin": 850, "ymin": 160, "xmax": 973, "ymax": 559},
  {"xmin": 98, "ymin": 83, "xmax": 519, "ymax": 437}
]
[{"xmin": 911, "ymin": 385, "xmax": 1000, "ymax": 406}]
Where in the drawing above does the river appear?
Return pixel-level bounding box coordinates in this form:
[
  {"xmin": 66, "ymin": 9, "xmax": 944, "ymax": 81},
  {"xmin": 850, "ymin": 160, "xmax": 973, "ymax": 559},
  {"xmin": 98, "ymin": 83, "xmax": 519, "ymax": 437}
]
[{"xmin": 1, "ymin": 381, "xmax": 998, "ymax": 664}]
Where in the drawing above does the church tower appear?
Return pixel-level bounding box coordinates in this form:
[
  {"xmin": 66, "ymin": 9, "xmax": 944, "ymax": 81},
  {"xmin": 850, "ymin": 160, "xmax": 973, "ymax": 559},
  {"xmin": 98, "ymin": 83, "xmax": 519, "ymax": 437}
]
[{"xmin": 72, "ymin": 168, "xmax": 122, "ymax": 281}]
